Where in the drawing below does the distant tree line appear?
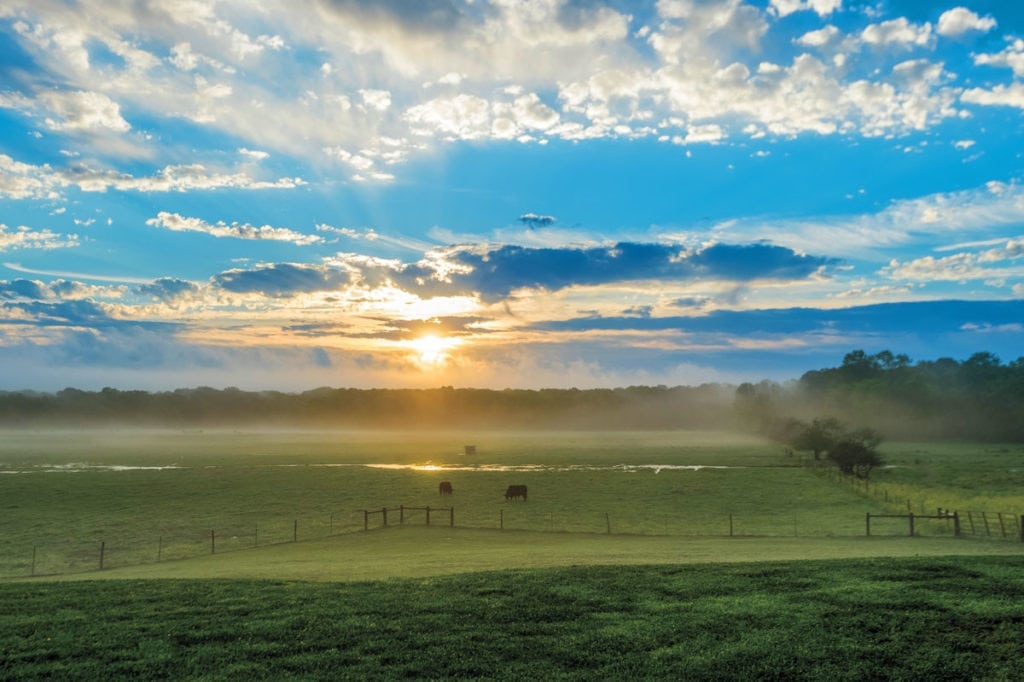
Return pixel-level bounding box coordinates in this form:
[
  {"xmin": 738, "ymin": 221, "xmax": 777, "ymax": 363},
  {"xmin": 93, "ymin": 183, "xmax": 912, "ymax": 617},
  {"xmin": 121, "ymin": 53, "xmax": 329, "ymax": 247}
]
[
  {"xmin": 0, "ymin": 384, "xmax": 734, "ymax": 430},
  {"xmin": 2, "ymin": 350, "xmax": 1020, "ymax": 438},
  {"xmin": 735, "ymin": 349, "xmax": 1024, "ymax": 443}
]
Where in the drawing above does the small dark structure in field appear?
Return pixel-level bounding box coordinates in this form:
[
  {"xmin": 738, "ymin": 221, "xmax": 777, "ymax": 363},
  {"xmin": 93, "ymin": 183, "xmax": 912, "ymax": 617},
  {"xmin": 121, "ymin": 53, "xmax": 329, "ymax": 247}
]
[
  {"xmin": 439, "ymin": 481, "xmax": 453, "ymax": 496},
  {"xmin": 505, "ymin": 484, "xmax": 527, "ymax": 501},
  {"xmin": 464, "ymin": 445, "xmax": 476, "ymax": 455}
]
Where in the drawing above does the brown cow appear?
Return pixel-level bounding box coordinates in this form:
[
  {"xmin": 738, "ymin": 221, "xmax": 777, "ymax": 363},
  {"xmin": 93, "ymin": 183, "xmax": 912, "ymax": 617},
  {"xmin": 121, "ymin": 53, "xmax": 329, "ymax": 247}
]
[
  {"xmin": 439, "ymin": 481, "xmax": 453, "ymax": 496},
  {"xmin": 504, "ymin": 484, "xmax": 527, "ymax": 501}
]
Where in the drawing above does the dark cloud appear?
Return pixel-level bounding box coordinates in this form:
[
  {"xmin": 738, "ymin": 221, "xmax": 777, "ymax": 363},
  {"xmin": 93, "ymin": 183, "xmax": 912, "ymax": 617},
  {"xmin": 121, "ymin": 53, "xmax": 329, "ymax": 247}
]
[
  {"xmin": 622, "ymin": 305, "xmax": 652, "ymax": 318},
  {"xmin": 199, "ymin": 241, "xmax": 833, "ymax": 306},
  {"xmin": 136, "ymin": 277, "xmax": 199, "ymax": 302},
  {"xmin": 431, "ymin": 241, "xmax": 833, "ymax": 301},
  {"xmin": 0, "ymin": 279, "xmax": 47, "ymax": 300},
  {"xmin": 691, "ymin": 243, "xmax": 831, "ymax": 281},
  {"xmin": 518, "ymin": 212, "xmax": 557, "ymax": 228},
  {"xmin": 671, "ymin": 296, "xmax": 711, "ymax": 308},
  {"xmin": 212, "ymin": 264, "xmax": 352, "ymax": 297},
  {"xmin": 0, "ymin": 299, "xmax": 175, "ymax": 333}
]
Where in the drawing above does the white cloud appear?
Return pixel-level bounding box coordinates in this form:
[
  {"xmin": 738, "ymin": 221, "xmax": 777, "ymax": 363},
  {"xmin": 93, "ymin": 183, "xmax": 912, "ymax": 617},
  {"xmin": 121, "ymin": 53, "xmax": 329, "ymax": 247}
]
[
  {"xmin": 38, "ymin": 89, "xmax": 131, "ymax": 132},
  {"xmin": 719, "ymin": 180, "xmax": 1024, "ymax": 259},
  {"xmin": 0, "ymin": 223, "xmax": 80, "ymax": 251},
  {"xmin": 405, "ymin": 94, "xmax": 493, "ymax": 140},
  {"xmin": 0, "ymin": 153, "xmax": 305, "ymax": 199},
  {"xmin": 770, "ymin": 0, "xmax": 842, "ymax": 19},
  {"xmin": 962, "ymin": 83, "xmax": 1024, "ymax": 110},
  {"xmin": 652, "ymin": 0, "xmax": 769, "ymax": 63},
  {"xmin": 675, "ymin": 123, "xmax": 725, "ymax": 145},
  {"xmin": 238, "ymin": 147, "xmax": 269, "ymax": 160},
  {"xmin": 359, "ymin": 89, "xmax": 392, "ymax": 112},
  {"xmin": 146, "ymin": 212, "xmax": 323, "ymax": 245},
  {"xmin": 936, "ymin": 7, "xmax": 996, "ymax": 37},
  {"xmin": 861, "ymin": 18, "xmax": 933, "ymax": 48},
  {"xmin": 973, "ymin": 39, "xmax": 1024, "ymax": 77},
  {"xmin": 795, "ymin": 25, "xmax": 840, "ymax": 48},
  {"xmin": 880, "ymin": 238, "xmax": 1024, "ymax": 284},
  {"xmin": 0, "ymin": 0, "xmax": 1002, "ymax": 182}
]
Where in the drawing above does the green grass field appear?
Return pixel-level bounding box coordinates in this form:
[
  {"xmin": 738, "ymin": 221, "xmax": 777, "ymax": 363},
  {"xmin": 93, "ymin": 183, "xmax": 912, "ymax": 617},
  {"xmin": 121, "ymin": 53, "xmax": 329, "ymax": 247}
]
[
  {"xmin": 3, "ymin": 555, "xmax": 1023, "ymax": 679},
  {"xmin": 1, "ymin": 429, "xmax": 1021, "ymax": 577},
  {"xmin": 3, "ymin": 429, "xmax": 1024, "ymax": 678}
]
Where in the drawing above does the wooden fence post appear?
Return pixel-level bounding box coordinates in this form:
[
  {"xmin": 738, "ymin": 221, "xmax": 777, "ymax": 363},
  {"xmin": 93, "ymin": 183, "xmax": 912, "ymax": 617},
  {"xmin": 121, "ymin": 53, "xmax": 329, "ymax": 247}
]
[
  {"xmin": 997, "ymin": 513, "xmax": 1007, "ymax": 538},
  {"xmin": 1020, "ymin": 515, "xmax": 1024, "ymax": 543},
  {"xmin": 364, "ymin": 510, "xmax": 369, "ymax": 531},
  {"xmin": 450, "ymin": 507, "xmax": 454, "ymax": 527},
  {"xmin": 967, "ymin": 511, "xmax": 976, "ymax": 534},
  {"xmin": 426, "ymin": 506, "xmax": 431, "ymax": 526},
  {"xmin": 382, "ymin": 507, "xmax": 388, "ymax": 527},
  {"xmin": 99, "ymin": 541, "xmax": 105, "ymax": 570},
  {"xmin": 729, "ymin": 513, "xmax": 734, "ymax": 537},
  {"xmin": 31, "ymin": 546, "xmax": 36, "ymax": 576},
  {"xmin": 953, "ymin": 512, "xmax": 960, "ymax": 538},
  {"xmin": 909, "ymin": 512, "xmax": 915, "ymax": 537},
  {"xmin": 211, "ymin": 530, "xmax": 215, "ymax": 554},
  {"xmin": 293, "ymin": 520, "xmax": 298, "ymax": 542},
  {"xmin": 866, "ymin": 512, "xmax": 871, "ymax": 537},
  {"xmin": 982, "ymin": 511, "xmax": 991, "ymax": 536}
]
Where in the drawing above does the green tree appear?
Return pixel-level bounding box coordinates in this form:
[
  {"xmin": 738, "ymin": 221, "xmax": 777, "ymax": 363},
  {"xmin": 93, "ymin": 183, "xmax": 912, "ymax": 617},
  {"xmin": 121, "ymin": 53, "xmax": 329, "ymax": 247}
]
[
  {"xmin": 791, "ymin": 417, "xmax": 844, "ymax": 460},
  {"xmin": 827, "ymin": 428, "xmax": 883, "ymax": 479}
]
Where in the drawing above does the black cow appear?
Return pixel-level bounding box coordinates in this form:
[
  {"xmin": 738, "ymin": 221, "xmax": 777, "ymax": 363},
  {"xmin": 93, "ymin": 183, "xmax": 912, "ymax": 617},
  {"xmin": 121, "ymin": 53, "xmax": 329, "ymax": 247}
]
[
  {"xmin": 504, "ymin": 484, "xmax": 527, "ymax": 501},
  {"xmin": 439, "ymin": 481, "xmax": 453, "ymax": 496}
]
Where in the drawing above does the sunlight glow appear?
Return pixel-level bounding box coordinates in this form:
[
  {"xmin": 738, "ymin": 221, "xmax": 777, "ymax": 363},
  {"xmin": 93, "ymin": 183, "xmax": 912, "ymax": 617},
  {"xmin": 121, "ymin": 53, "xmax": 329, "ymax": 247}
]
[{"xmin": 406, "ymin": 334, "xmax": 461, "ymax": 366}]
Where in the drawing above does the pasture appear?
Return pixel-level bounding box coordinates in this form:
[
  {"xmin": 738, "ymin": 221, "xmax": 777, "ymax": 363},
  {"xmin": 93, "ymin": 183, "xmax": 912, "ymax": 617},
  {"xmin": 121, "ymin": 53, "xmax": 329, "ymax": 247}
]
[
  {"xmin": 3, "ymin": 556, "xmax": 1024, "ymax": 679},
  {"xmin": 1, "ymin": 429, "xmax": 1021, "ymax": 578},
  {"xmin": 3, "ymin": 428, "xmax": 1024, "ymax": 678}
]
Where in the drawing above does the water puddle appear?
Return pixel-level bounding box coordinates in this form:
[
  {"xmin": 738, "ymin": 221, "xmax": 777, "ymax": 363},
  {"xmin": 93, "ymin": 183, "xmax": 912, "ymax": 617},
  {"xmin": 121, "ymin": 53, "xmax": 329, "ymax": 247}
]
[
  {"xmin": 0, "ymin": 462, "xmax": 740, "ymax": 474},
  {"xmin": 0, "ymin": 463, "xmax": 183, "ymax": 474}
]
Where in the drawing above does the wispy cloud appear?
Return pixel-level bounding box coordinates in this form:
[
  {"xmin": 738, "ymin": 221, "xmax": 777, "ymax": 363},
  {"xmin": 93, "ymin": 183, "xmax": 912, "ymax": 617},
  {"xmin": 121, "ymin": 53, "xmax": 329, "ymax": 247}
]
[
  {"xmin": 3, "ymin": 262, "xmax": 151, "ymax": 284},
  {"xmin": 0, "ymin": 154, "xmax": 305, "ymax": 200},
  {"xmin": 147, "ymin": 212, "xmax": 322, "ymax": 245}
]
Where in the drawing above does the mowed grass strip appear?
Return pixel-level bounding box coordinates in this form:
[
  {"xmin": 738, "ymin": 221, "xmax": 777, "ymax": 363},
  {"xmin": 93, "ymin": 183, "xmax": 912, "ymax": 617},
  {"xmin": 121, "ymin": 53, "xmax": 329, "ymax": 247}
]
[
  {"xmin": 2, "ymin": 555, "xmax": 1023, "ymax": 680},
  {"xmin": 35, "ymin": 526, "xmax": 1024, "ymax": 583}
]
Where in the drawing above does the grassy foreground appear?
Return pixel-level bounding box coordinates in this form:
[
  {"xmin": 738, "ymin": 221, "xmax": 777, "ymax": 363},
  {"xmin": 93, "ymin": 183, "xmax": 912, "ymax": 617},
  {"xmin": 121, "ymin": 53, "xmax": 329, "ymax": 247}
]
[{"xmin": 3, "ymin": 554, "xmax": 1023, "ymax": 680}]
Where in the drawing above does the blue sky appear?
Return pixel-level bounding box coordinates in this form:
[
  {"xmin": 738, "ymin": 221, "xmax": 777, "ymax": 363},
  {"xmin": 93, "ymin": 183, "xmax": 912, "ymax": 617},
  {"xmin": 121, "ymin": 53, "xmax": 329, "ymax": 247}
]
[{"xmin": 1, "ymin": 0, "xmax": 1023, "ymax": 390}]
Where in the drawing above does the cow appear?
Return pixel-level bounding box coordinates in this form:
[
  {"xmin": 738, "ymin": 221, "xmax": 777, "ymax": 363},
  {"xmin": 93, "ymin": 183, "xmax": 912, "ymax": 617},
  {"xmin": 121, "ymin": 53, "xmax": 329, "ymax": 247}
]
[
  {"xmin": 439, "ymin": 481, "xmax": 453, "ymax": 496},
  {"xmin": 504, "ymin": 484, "xmax": 527, "ymax": 501}
]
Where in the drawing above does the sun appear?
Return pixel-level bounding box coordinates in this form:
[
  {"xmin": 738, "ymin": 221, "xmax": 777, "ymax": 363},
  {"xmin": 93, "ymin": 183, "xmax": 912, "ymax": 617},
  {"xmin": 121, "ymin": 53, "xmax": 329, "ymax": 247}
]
[{"xmin": 407, "ymin": 334, "xmax": 459, "ymax": 366}]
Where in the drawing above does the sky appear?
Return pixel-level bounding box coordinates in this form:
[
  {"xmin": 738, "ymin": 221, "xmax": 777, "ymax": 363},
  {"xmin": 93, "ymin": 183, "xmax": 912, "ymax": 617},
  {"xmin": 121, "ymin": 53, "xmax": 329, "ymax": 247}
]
[{"xmin": 1, "ymin": 0, "xmax": 1023, "ymax": 391}]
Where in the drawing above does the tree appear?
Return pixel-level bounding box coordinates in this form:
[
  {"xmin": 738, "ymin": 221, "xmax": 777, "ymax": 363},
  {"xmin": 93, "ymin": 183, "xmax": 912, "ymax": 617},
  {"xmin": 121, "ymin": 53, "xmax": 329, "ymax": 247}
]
[
  {"xmin": 827, "ymin": 428, "xmax": 883, "ymax": 479},
  {"xmin": 791, "ymin": 416, "xmax": 844, "ymax": 460}
]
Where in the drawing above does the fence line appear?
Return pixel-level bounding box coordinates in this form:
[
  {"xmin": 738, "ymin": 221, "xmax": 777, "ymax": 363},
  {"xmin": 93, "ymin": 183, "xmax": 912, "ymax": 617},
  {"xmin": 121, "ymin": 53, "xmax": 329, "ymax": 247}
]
[
  {"xmin": 5, "ymin": 497, "xmax": 1022, "ymax": 579},
  {"xmin": 815, "ymin": 464, "xmax": 1022, "ymax": 542}
]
